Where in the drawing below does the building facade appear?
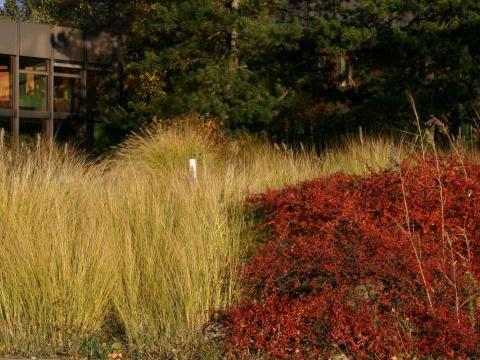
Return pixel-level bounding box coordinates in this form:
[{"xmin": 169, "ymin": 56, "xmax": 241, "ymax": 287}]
[{"xmin": 0, "ymin": 19, "xmax": 121, "ymax": 142}]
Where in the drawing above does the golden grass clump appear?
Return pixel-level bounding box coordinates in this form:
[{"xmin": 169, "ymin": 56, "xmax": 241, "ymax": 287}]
[
  {"xmin": 320, "ymin": 136, "xmax": 408, "ymax": 176},
  {"xmin": 0, "ymin": 118, "xmax": 402, "ymax": 357},
  {"xmin": 0, "ymin": 138, "xmax": 114, "ymax": 355}
]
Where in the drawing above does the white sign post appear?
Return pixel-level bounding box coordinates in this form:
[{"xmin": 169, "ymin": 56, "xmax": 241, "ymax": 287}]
[{"xmin": 188, "ymin": 159, "xmax": 198, "ymax": 183}]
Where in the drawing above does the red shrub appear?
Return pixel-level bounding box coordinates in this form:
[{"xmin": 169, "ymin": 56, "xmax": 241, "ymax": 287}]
[{"xmin": 223, "ymin": 157, "xmax": 480, "ymax": 359}]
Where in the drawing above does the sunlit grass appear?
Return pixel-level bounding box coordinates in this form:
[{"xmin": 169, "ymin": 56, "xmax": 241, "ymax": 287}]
[{"xmin": 0, "ymin": 139, "xmax": 114, "ymax": 355}]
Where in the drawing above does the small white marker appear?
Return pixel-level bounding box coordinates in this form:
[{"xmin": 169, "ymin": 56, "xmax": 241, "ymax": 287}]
[{"xmin": 188, "ymin": 158, "xmax": 197, "ymax": 182}]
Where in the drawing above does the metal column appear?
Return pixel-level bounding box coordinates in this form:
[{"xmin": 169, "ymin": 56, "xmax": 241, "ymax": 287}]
[
  {"xmin": 80, "ymin": 55, "xmax": 88, "ymax": 142},
  {"xmin": 11, "ymin": 24, "xmax": 20, "ymax": 144},
  {"xmin": 44, "ymin": 46, "xmax": 55, "ymax": 139}
]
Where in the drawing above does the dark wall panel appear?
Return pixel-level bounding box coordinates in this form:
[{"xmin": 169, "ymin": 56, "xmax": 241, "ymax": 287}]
[
  {"xmin": 52, "ymin": 26, "xmax": 84, "ymax": 62},
  {"xmin": 19, "ymin": 23, "xmax": 52, "ymax": 59},
  {"xmin": 0, "ymin": 19, "xmax": 18, "ymax": 55},
  {"xmin": 86, "ymin": 32, "xmax": 118, "ymax": 65}
]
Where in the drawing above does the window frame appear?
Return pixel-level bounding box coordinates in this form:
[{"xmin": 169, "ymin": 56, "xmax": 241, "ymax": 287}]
[
  {"xmin": 18, "ymin": 56, "xmax": 50, "ymax": 113},
  {"xmin": 54, "ymin": 63, "xmax": 83, "ymax": 115},
  {"xmin": 0, "ymin": 55, "xmax": 13, "ymax": 113},
  {"xmin": 19, "ymin": 57, "xmax": 49, "ymax": 75}
]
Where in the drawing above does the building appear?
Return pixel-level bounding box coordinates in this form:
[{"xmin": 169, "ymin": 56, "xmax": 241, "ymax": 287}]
[{"xmin": 0, "ymin": 19, "xmax": 121, "ymax": 142}]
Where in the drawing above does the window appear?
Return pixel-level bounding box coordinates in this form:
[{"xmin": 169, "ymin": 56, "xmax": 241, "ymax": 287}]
[
  {"xmin": 54, "ymin": 66, "xmax": 81, "ymax": 74},
  {"xmin": 0, "ymin": 117, "xmax": 9, "ymax": 133},
  {"xmin": 20, "ymin": 118, "xmax": 43, "ymax": 137},
  {"xmin": 19, "ymin": 57, "xmax": 49, "ymax": 111},
  {"xmin": 55, "ymin": 118, "xmax": 79, "ymax": 142},
  {"xmin": 0, "ymin": 55, "xmax": 12, "ymax": 109},
  {"xmin": 54, "ymin": 66, "xmax": 81, "ymax": 113},
  {"xmin": 54, "ymin": 77, "xmax": 81, "ymax": 113},
  {"xmin": 20, "ymin": 57, "xmax": 48, "ymax": 72},
  {"xmin": 19, "ymin": 73, "xmax": 48, "ymax": 111},
  {"xmin": 87, "ymin": 70, "xmax": 115, "ymax": 114}
]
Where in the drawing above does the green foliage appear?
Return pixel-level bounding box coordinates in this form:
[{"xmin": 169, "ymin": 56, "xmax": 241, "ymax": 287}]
[
  {"xmin": 346, "ymin": 0, "xmax": 480, "ymax": 132},
  {"xmin": 1, "ymin": 0, "xmax": 54, "ymax": 22},
  {"xmin": 121, "ymin": 0, "xmax": 358, "ymax": 142},
  {"xmin": 125, "ymin": 1, "xmax": 286, "ymax": 133}
]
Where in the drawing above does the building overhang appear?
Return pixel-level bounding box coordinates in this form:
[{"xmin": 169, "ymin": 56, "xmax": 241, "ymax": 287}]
[{"xmin": 0, "ymin": 19, "xmax": 121, "ymax": 65}]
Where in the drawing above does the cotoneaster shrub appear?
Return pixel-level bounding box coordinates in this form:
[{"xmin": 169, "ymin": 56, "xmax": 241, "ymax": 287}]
[{"xmin": 223, "ymin": 156, "xmax": 480, "ymax": 359}]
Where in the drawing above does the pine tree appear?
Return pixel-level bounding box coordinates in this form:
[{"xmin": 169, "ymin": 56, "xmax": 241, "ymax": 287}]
[
  {"xmin": 123, "ymin": 0, "xmax": 301, "ymax": 134},
  {"xmin": 341, "ymin": 0, "xmax": 480, "ymax": 133}
]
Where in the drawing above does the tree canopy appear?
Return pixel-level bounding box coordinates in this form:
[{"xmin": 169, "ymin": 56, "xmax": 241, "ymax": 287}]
[{"xmin": 2, "ymin": 0, "xmax": 480, "ymax": 148}]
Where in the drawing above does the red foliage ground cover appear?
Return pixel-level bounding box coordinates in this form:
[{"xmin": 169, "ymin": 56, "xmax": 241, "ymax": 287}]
[{"xmin": 223, "ymin": 157, "xmax": 480, "ymax": 359}]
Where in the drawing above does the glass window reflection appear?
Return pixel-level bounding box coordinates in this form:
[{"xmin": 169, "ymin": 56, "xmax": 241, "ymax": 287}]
[
  {"xmin": 54, "ymin": 76, "xmax": 81, "ymax": 113},
  {"xmin": 0, "ymin": 55, "xmax": 12, "ymax": 109},
  {"xmin": 19, "ymin": 73, "xmax": 48, "ymax": 111}
]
